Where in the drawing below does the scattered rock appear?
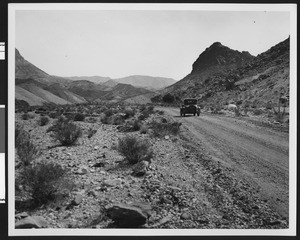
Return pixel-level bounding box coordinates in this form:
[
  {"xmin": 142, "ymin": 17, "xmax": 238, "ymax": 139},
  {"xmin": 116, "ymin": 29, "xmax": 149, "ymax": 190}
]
[
  {"xmin": 103, "ymin": 178, "xmax": 122, "ymax": 187},
  {"xmin": 15, "ymin": 216, "xmax": 48, "ymax": 229},
  {"xmin": 77, "ymin": 167, "xmax": 89, "ymax": 175},
  {"xmin": 72, "ymin": 194, "xmax": 83, "ymax": 206},
  {"xmin": 88, "ymin": 190, "xmax": 97, "ymax": 197},
  {"xmin": 107, "ymin": 203, "xmax": 148, "ymax": 227},
  {"xmin": 165, "ymin": 135, "xmax": 170, "ymax": 140},
  {"xmin": 132, "ymin": 161, "xmax": 149, "ymax": 176},
  {"xmin": 93, "ymin": 162, "xmax": 106, "ymax": 168}
]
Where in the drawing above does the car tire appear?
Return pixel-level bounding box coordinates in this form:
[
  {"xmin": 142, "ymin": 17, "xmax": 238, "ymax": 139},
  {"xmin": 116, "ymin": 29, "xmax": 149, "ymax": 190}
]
[{"xmin": 197, "ymin": 113, "xmax": 200, "ymax": 116}]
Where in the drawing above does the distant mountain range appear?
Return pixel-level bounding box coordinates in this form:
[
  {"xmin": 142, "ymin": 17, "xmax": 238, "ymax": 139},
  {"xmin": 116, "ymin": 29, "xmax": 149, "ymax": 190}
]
[
  {"xmin": 156, "ymin": 38, "xmax": 289, "ymax": 108},
  {"xmin": 15, "ymin": 49, "xmax": 175, "ymax": 106},
  {"xmin": 65, "ymin": 75, "xmax": 176, "ymax": 90},
  {"xmin": 16, "ymin": 37, "xmax": 289, "ymax": 108}
]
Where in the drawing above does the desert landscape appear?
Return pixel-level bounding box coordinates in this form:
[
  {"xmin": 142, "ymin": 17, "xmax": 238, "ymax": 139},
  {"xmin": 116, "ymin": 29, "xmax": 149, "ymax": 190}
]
[{"xmin": 14, "ymin": 32, "xmax": 290, "ymax": 230}]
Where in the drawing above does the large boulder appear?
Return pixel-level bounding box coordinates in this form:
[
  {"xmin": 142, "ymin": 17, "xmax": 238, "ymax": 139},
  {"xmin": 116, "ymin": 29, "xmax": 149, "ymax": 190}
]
[
  {"xmin": 107, "ymin": 203, "xmax": 150, "ymax": 227},
  {"xmin": 15, "ymin": 216, "xmax": 47, "ymax": 229}
]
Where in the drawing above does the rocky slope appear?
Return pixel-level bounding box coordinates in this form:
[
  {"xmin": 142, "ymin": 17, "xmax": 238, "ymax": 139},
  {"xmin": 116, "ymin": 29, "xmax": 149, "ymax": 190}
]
[
  {"xmin": 160, "ymin": 38, "xmax": 290, "ymax": 109},
  {"xmin": 15, "ymin": 50, "xmax": 155, "ymax": 106},
  {"xmin": 15, "ymin": 110, "xmax": 288, "ymax": 229}
]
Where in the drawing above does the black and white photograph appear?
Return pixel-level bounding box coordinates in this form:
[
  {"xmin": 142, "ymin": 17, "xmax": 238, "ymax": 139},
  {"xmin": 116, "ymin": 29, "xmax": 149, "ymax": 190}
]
[{"xmin": 7, "ymin": 3, "xmax": 297, "ymax": 236}]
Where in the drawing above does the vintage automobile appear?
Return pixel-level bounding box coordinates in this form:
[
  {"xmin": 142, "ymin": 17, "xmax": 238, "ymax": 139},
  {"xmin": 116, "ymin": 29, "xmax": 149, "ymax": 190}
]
[{"xmin": 180, "ymin": 98, "xmax": 201, "ymax": 116}]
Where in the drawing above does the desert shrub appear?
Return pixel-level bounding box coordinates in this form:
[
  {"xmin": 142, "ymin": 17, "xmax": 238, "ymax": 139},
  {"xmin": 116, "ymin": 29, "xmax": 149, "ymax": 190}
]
[
  {"xmin": 253, "ymin": 109, "xmax": 263, "ymax": 115},
  {"xmin": 50, "ymin": 117, "xmax": 82, "ymax": 146},
  {"xmin": 124, "ymin": 109, "xmax": 136, "ymax": 119},
  {"xmin": 266, "ymin": 101, "xmax": 273, "ymax": 110},
  {"xmin": 131, "ymin": 119, "xmax": 141, "ymax": 131},
  {"xmin": 273, "ymin": 106, "xmax": 286, "ymax": 123},
  {"xmin": 22, "ymin": 112, "xmax": 35, "ymax": 120},
  {"xmin": 49, "ymin": 111, "xmax": 59, "ymax": 119},
  {"xmin": 117, "ymin": 119, "xmax": 141, "ymax": 132},
  {"xmin": 139, "ymin": 125, "xmax": 148, "ymax": 134},
  {"xmin": 101, "ymin": 115, "xmax": 110, "ymax": 124},
  {"xmin": 86, "ymin": 117, "xmax": 98, "ymax": 123},
  {"xmin": 38, "ymin": 116, "xmax": 50, "ymax": 126},
  {"xmin": 21, "ymin": 161, "xmax": 73, "ymax": 205},
  {"xmin": 234, "ymin": 108, "xmax": 241, "ymax": 117},
  {"xmin": 46, "ymin": 116, "xmax": 69, "ymax": 133},
  {"xmin": 138, "ymin": 112, "xmax": 149, "ymax": 121},
  {"xmin": 162, "ymin": 93, "xmax": 175, "ymax": 103},
  {"xmin": 110, "ymin": 114, "xmax": 125, "ymax": 125},
  {"xmin": 87, "ymin": 128, "xmax": 97, "ymax": 138},
  {"xmin": 74, "ymin": 113, "xmax": 85, "ymax": 121},
  {"xmin": 15, "ymin": 125, "xmax": 38, "ymax": 166},
  {"xmin": 104, "ymin": 109, "xmax": 113, "ymax": 117},
  {"xmin": 236, "ymin": 100, "xmax": 243, "ymax": 106},
  {"xmin": 149, "ymin": 120, "xmax": 181, "ymax": 137},
  {"xmin": 116, "ymin": 135, "xmax": 153, "ymax": 164}
]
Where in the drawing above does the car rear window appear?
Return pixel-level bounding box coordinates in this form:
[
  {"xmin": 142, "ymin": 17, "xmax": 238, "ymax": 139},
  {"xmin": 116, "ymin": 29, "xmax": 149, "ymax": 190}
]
[{"xmin": 184, "ymin": 99, "xmax": 197, "ymax": 105}]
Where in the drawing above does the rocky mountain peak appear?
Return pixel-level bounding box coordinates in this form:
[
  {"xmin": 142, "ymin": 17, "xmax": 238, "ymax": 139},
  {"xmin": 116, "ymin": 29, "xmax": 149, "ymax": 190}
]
[
  {"xmin": 15, "ymin": 49, "xmax": 25, "ymax": 62},
  {"xmin": 191, "ymin": 42, "xmax": 254, "ymax": 74}
]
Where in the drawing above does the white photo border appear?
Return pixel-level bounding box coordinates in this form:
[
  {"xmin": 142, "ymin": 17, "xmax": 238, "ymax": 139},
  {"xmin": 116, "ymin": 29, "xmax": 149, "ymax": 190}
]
[{"xmin": 8, "ymin": 3, "xmax": 297, "ymax": 236}]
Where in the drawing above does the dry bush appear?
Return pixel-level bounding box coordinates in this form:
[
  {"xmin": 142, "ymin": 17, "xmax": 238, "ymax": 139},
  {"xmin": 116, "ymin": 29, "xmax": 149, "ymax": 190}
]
[
  {"xmin": 117, "ymin": 119, "xmax": 142, "ymax": 132},
  {"xmin": 139, "ymin": 125, "xmax": 148, "ymax": 134},
  {"xmin": 149, "ymin": 120, "xmax": 181, "ymax": 137},
  {"xmin": 87, "ymin": 127, "xmax": 97, "ymax": 138},
  {"xmin": 86, "ymin": 117, "xmax": 98, "ymax": 123},
  {"xmin": 21, "ymin": 161, "xmax": 74, "ymax": 205},
  {"xmin": 22, "ymin": 112, "xmax": 35, "ymax": 120},
  {"xmin": 253, "ymin": 109, "xmax": 264, "ymax": 116},
  {"xmin": 273, "ymin": 106, "xmax": 286, "ymax": 123},
  {"xmin": 74, "ymin": 113, "xmax": 85, "ymax": 121},
  {"xmin": 38, "ymin": 116, "xmax": 50, "ymax": 126},
  {"xmin": 110, "ymin": 114, "xmax": 125, "ymax": 125},
  {"xmin": 48, "ymin": 116, "xmax": 82, "ymax": 146},
  {"xmin": 15, "ymin": 125, "xmax": 38, "ymax": 166},
  {"xmin": 116, "ymin": 135, "xmax": 153, "ymax": 164},
  {"xmin": 124, "ymin": 109, "xmax": 136, "ymax": 119}
]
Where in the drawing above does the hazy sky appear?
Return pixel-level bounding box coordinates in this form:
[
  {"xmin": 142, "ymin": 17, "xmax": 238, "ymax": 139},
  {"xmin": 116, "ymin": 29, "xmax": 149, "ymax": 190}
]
[{"xmin": 15, "ymin": 10, "xmax": 290, "ymax": 80}]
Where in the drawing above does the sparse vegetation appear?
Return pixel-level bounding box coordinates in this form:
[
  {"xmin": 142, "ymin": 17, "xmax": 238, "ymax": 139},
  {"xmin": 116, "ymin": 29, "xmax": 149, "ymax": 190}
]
[
  {"xmin": 273, "ymin": 106, "xmax": 286, "ymax": 123},
  {"xmin": 21, "ymin": 161, "xmax": 73, "ymax": 205},
  {"xmin": 253, "ymin": 109, "xmax": 263, "ymax": 116},
  {"xmin": 38, "ymin": 116, "xmax": 50, "ymax": 126},
  {"xmin": 22, "ymin": 112, "xmax": 35, "ymax": 120},
  {"xmin": 87, "ymin": 127, "xmax": 97, "ymax": 138},
  {"xmin": 149, "ymin": 119, "xmax": 181, "ymax": 138},
  {"xmin": 15, "ymin": 125, "xmax": 38, "ymax": 166},
  {"xmin": 116, "ymin": 135, "xmax": 153, "ymax": 164},
  {"xmin": 162, "ymin": 93, "xmax": 175, "ymax": 103},
  {"xmin": 48, "ymin": 116, "xmax": 82, "ymax": 146},
  {"xmin": 74, "ymin": 113, "xmax": 85, "ymax": 122}
]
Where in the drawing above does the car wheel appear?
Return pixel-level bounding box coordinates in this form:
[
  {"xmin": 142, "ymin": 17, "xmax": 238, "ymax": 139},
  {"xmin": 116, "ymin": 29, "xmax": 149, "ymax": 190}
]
[
  {"xmin": 194, "ymin": 113, "xmax": 196, "ymax": 116},
  {"xmin": 197, "ymin": 113, "xmax": 200, "ymax": 116}
]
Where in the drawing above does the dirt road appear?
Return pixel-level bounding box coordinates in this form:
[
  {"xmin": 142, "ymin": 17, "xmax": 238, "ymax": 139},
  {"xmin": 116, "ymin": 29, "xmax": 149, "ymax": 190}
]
[{"xmin": 161, "ymin": 107, "xmax": 289, "ymax": 220}]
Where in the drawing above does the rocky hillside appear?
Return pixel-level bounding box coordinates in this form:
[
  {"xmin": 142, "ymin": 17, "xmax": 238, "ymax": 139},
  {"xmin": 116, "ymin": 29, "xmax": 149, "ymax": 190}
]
[
  {"xmin": 15, "ymin": 50, "xmax": 154, "ymax": 106},
  {"xmin": 160, "ymin": 38, "xmax": 289, "ymax": 109},
  {"xmin": 191, "ymin": 42, "xmax": 254, "ymax": 75},
  {"xmin": 16, "ymin": 49, "xmax": 71, "ymax": 85}
]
